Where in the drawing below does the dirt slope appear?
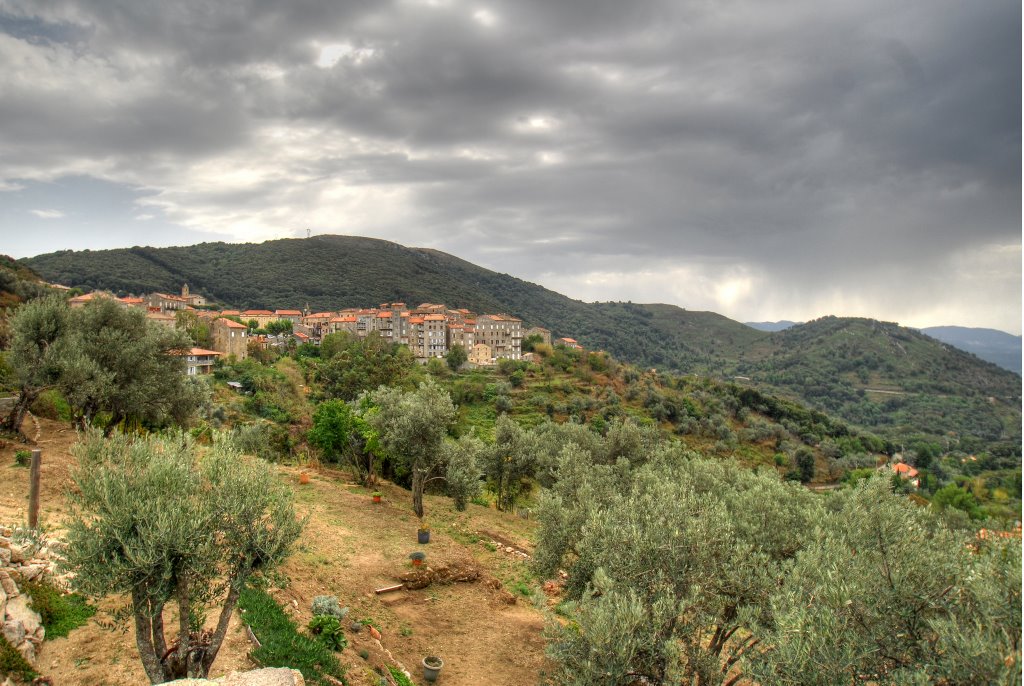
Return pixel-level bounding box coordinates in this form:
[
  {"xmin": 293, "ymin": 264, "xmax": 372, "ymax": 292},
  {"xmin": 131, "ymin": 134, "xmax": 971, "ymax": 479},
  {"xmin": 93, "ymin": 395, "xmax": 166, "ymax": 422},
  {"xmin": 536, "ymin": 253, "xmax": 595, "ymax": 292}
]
[{"xmin": 0, "ymin": 420, "xmax": 549, "ymax": 685}]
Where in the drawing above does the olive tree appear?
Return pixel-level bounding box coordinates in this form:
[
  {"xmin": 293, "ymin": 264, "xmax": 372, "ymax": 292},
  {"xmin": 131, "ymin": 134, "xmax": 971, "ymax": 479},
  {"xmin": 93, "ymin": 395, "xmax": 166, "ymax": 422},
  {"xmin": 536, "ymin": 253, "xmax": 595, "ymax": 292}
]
[
  {"xmin": 443, "ymin": 433, "xmax": 485, "ymax": 510},
  {"xmin": 483, "ymin": 414, "xmax": 538, "ymax": 511},
  {"xmin": 63, "ymin": 430, "xmax": 303, "ymax": 683},
  {"xmin": 748, "ymin": 477, "xmax": 1022, "ymax": 685},
  {"xmin": 365, "ymin": 380, "xmax": 457, "ymax": 519},
  {"xmin": 308, "ymin": 398, "xmax": 381, "ymax": 485},
  {"xmin": 537, "ymin": 450, "xmax": 821, "ymax": 685},
  {"xmin": 1, "ymin": 295, "xmax": 70, "ymax": 434},
  {"xmin": 60, "ymin": 297, "xmax": 207, "ymax": 431}
]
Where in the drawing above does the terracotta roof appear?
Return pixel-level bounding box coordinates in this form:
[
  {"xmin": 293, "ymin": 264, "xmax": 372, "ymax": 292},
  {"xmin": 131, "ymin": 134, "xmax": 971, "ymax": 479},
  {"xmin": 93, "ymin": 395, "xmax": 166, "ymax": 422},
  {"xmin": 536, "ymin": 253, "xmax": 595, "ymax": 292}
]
[
  {"xmin": 424, "ymin": 314, "xmax": 445, "ymax": 321},
  {"xmin": 331, "ymin": 316, "xmax": 357, "ymax": 323},
  {"xmin": 243, "ymin": 309, "xmax": 274, "ymax": 316},
  {"xmin": 294, "ymin": 332, "xmax": 309, "ymax": 340},
  {"xmin": 891, "ymin": 463, "xmax": 919, "ymax": 478},
  {"xmin": 186, "ymin": 348, "xmax": 222, "ymax": 356},
  {"xmin": 559, "ymin": 337, "xmax": 578, "ymax": 343},
  {"xmin": 221, "ymin": 310, "xmax": 241, "ymax": 316},
  {"xmin": 118, "ymin": 297, "xmax": 145, "ymax": 304},
  {"xmin": 410, "ymin": 317, "xmax": 424, "ymax": 324},
  {"xmin": 219, "ymin": 318, "xmax": 247, "ymax": 329},
  {"xmin": 275, "ymin": 309, "xmax": 303, "ymax": 315}
]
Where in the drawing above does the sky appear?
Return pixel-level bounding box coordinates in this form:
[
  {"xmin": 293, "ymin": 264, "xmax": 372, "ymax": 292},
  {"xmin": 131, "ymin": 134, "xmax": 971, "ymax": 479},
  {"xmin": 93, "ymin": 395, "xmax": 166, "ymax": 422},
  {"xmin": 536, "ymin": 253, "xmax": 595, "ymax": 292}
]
[{"xmin": 0, "ymin": 1, "xmax": 1020, "ymax": 334}]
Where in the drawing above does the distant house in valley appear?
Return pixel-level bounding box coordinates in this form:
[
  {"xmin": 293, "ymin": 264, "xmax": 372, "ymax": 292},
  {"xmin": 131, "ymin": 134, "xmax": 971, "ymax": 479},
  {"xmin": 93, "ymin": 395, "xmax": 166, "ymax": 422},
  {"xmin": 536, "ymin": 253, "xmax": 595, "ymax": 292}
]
[
  {"xmin": 175, "ymin": 347, "xmax": 221, "ymax": 375},
  {"xmin": 274, "ymin": 309, "xmax": 304, "ymax": 324},
  {"xmin": 476, "ymin": 314, "xmax": 523, "ymax": 360},
  {"xmin": 69, "ymin": 291, "xmax": 114, "ymax": 308},
  {"xmin": 145, "ymin": 311, "xmax": 177, "ymax": 328},
  {"xmin": 211, "ymin": 317, "xmax": 248, "ymax": 360},
  {"xmin": 180, "ymin": 284, "xmax": 206, "ymax": 307},
  {"xmin": 888, "ymin": 462, "xmax": 920, "ymax": 489},
  {"xmin": 526, "ymin": 326, "xmax": 552, "ymax": 345},
  {"xmin": 148, "ymin": 292, "xmax": 191, "ymax": 312},
  {"xmin": 555, "ymin": 337, "xmax": 582, "ymax": 350},
  {"xmin": 468, "ymin": 343, "xmax": 492, "ymax": 366},
  {"xmin": 242, "ymin": 309, "xmax": 276, "ymax": 327}
]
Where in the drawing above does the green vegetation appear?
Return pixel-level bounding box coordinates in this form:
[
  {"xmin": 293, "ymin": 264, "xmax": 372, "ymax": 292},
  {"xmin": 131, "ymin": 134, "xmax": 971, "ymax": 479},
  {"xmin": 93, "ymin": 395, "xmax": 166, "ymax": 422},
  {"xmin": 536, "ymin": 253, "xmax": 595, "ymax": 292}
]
[
  {"xmin": 387, "ymin": 665, "xmax": 415, "ymax": 686},
  {"xmin": 307, "ymin": 615, "xmax": 348, "ymax": 651},
  {"xmin": 21, "ymin": 579, "xmax": 96, "ymax": 639},
  {"xmin": 2, "ymin": 295, "xmax": 206, "ymax": 436},
  {"xmin": 13, "ymin": 449, "xmax": 30, "ymax": 467},
  {"xmin": 20, "ymin": 237, "xmax": 1019, "ymax": 459},
  {"xmin": 0, "ymin": 634, "xmax": 38, "ymax": 683},
  {"xmin": 535, "ymin": 451, "xmax": 1022, "ymax": 685},
  {"xmin": 238, "ymin": 586, "xmax": 346, "ymax": 685},
  {"xmin": 62, "ymin": 430, "xmax": 303, "ymax": 683}
]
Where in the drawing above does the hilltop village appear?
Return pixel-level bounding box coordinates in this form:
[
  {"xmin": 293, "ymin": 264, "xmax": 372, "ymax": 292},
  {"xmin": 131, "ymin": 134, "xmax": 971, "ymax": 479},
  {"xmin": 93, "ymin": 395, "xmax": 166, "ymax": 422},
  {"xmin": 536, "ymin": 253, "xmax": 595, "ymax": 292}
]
[{"xmin": 66, "ymin": 284, "xmax": 582, "ymax": 372}]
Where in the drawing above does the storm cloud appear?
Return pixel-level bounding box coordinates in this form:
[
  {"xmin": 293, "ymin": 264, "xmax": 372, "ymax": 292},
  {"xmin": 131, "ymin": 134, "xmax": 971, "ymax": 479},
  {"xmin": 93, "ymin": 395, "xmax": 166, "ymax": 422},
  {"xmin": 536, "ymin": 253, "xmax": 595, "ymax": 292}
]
[{"xmin": 0, "ymin": 0, "xmax": 1019, "ymax": 331}]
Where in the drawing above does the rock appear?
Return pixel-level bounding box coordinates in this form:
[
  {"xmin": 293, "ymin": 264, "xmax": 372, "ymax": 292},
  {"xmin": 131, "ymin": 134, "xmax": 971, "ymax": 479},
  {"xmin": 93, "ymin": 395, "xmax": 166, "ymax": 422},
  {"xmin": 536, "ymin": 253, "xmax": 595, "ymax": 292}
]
[
  {"xmin": 19, "ymin": 564, "xmax": 45, "ymax": 582},
  {"xmin": 8, "ymin": 544, "xmax": 27, "ymax": 564},
  {"xmin": 16, "ymin": 639, "xmax": 35, "ymax": 664},
  {"xmin": 0, "ymin": 548, "xmax": 9, "ymax": 566},
  {"xmin": 5, "ymin": 594, "xmax": 42, "ymax": 639},
  {"xmin": 2, "ymin": 619, "xmax": 25, "ymax": 646},
  {"xmin": 0, "ymin": 570, "xmax": 16, "ymax": 597},
  {"xmin": 164, "ymin": 668, "xmax": 306, "ymax": 685}
]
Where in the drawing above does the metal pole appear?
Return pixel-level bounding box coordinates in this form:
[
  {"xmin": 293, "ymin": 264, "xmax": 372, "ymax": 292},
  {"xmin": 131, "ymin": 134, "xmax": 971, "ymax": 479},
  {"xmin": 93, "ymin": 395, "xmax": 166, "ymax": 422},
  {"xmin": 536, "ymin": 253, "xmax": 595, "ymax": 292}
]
[{"xmin": 28, "ymin": 448, "xmax": 41, "ymax": 529}]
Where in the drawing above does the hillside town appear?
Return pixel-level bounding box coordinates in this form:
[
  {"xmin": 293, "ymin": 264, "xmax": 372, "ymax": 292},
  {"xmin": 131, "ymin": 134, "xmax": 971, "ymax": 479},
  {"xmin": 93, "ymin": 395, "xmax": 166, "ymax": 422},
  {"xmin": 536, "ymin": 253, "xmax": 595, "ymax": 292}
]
[{"xmin": 67, "ymin": 284, "xmax": 583, "ymax": 372}]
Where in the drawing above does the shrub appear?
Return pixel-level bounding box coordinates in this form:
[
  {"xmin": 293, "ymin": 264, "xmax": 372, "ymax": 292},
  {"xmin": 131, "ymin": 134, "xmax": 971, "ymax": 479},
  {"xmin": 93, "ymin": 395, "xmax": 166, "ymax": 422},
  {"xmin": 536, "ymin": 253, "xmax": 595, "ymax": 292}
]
[
  {"xmin": 307, "ymin": 615, "xmax": 348, "ymax": 651},
  {"xmin": 13, "ymin": 449, "xmax": 31, "ymax": 467},
  {"xmin": 310, "ymin": 595, "xmax": 348, "ymax": 620},
  {"xmin": 21, "ymin": 579, "xmax": 96, "ymax": 639}
]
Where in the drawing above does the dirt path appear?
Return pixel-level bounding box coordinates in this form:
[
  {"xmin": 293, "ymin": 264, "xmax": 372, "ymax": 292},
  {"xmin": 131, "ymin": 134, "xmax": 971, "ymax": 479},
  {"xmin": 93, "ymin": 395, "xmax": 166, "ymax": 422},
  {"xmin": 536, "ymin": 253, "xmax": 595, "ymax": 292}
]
[{"xmin": 0, "ymin": 421, "xmax": 551, "ymax": 686}]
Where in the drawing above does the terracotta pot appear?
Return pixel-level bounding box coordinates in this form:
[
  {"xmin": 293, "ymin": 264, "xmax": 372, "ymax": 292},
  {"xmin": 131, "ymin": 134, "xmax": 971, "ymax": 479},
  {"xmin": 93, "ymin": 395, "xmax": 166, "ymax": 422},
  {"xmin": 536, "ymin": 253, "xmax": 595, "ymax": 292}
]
[
  {"xmin": 299, "ymin": 472, "xmax": 310, "ymax": 485},
  {"xmin": 412, "ymin": 558, "xmax": 422, "ymax": 567},
  {"xmin": 373, "ymin": 495, "xmax": 382, "ymax": 503}
]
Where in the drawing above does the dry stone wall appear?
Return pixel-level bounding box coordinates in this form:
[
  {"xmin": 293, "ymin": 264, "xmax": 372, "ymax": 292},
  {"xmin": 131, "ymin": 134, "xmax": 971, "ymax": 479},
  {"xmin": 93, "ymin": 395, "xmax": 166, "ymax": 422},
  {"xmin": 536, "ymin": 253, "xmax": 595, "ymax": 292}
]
[{"xmin": 0, "ymin": 525, "xmax": 70, "ymax": 666}]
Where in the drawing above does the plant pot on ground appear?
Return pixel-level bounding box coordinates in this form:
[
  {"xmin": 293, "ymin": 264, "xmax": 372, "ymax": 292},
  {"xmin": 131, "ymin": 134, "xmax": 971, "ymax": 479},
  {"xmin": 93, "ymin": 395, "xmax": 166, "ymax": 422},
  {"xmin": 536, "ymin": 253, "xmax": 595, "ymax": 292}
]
[
  {"xmin": 417, "ymin": 524, "xmax": 430, "ymax": 544},
  {"xmin": 372, "ymin": 491, "xmax": 382, "ymax": 503},
  {"xmin": 409, "ymin": 551, "xmax": 426, "ymax": 567},
  {"xmin": 423, "ymin": 655, "xmax": 444, "ymax": 682}
]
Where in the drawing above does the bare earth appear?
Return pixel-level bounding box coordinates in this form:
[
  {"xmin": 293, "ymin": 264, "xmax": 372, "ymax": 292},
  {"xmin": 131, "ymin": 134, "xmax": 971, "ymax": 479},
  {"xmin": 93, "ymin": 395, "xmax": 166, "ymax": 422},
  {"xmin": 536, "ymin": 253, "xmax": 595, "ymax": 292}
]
[{"xmin": 0, "ymin": 418, "xmax": 550, "ymax": 686}]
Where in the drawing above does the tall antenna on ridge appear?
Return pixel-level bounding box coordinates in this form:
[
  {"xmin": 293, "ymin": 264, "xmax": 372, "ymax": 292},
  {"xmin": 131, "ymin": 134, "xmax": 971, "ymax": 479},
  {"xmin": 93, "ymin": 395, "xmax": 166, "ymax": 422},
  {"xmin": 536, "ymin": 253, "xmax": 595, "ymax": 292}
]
[{"xmin": 306, "ymin": 228, "xmax": 311, "ymax": 239}]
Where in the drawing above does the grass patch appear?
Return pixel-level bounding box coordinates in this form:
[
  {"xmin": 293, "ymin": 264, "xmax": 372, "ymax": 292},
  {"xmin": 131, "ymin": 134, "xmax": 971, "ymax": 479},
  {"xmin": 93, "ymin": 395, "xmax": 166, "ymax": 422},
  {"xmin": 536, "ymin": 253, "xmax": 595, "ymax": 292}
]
[
  {"xmin": 388, "ymin": 665, "xmax": 416, "ymax": 686},
  {"xmin": 238, "ymin": 586, "xmax": 346, "ymax": 686},
  {"xmin": 21, "ymin": 579, "xmax": 96, "ymax": 639},
  {"xmin": 0, "ymin": 634, "xmax": 38, "ymax": 683}
]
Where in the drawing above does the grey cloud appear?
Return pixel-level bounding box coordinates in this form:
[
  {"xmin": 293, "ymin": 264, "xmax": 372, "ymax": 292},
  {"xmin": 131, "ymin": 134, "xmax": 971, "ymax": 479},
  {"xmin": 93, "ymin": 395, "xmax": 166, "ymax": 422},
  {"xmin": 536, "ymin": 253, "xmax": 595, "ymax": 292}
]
[{"xmin": 0, "ymin": 0, "xmax": 1018, "ymax": 331}]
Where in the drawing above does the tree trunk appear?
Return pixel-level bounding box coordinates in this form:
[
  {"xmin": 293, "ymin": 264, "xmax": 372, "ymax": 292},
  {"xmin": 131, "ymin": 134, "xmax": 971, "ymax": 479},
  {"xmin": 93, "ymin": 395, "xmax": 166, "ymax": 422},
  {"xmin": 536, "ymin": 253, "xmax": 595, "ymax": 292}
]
[
  {"xmin": 132, "ymin": 588, "xmax": 169, "ymax": 684},
  {"xmin": 412, "ymin": 467, "xmax": 425, "ymax": 519},
  {"xmin": 176, "ymin": 579, "xmax": 194, "ymax": 677},
  {"xmin": 202, "ymin": 582, "xmax": 241, "ymax": 673},
  {"xmin": 2, "ymin": 388, "xmax": 37, "ymax": 435}
]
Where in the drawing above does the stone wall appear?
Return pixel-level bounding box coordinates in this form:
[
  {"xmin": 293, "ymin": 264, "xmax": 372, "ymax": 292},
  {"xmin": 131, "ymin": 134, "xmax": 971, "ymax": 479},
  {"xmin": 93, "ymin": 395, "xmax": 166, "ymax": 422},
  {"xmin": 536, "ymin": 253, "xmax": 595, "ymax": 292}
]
[{"xmin": 0, "ymin": 526, "xmax": 68, "ymax": 665}]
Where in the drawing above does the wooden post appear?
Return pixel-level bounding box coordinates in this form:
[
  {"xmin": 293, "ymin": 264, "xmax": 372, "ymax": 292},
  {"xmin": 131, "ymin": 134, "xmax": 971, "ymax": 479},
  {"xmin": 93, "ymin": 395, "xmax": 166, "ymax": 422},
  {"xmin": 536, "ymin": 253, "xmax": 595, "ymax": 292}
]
[{"xmin": 28, "ymin": 448, "xmax": 41, "ymax": 529}]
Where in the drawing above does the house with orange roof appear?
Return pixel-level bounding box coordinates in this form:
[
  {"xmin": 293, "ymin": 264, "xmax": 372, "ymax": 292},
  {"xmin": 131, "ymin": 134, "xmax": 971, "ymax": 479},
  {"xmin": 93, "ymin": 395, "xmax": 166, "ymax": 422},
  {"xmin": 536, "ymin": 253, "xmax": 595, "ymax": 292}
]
[
  {"xmin": 329, "ymin": 315, "xmax": 359, "ymax": 336},
  {"xmin": 148, "ymin": 292, "xmax": 190, "ymax": 312},
  {"xmin": 556, "ymin": 337, "xmax": 582, "ymax": 350},
  {"xmin": 476, "ymin": 314, "xmax": 523, "ymax": 360},
  {"xmin": 242, "ymin": 309, "xmax": 276, "ymax": 327},
  {"xmin": 274, "ymin": 309, "xmax": 304, "ymax": 324},
  {"xmin": 69, "ymin": 291, "xmax": 114, "ymax": 308},
  {"xmin": 888, "ymin": 462, "xmax": 920, "ymax": 489},
  {"xmin": 211, "ymin": 317, "xmax": 248, "ymax": 359},
  {"xmin": 174, "ymin": 347, "xmax": 222, "ymax": 375}
]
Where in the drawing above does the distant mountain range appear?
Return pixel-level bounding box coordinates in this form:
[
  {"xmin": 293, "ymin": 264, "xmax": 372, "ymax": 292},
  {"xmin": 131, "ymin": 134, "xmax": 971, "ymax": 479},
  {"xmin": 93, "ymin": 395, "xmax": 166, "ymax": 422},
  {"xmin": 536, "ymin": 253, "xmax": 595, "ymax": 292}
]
[
  {"xmin": 748, "ymin": 320, "xmax": 1021, "ymax": 375},
  {"xmin": 20, "ymin": 236, "xmax": 1021, "ymax": 453}
]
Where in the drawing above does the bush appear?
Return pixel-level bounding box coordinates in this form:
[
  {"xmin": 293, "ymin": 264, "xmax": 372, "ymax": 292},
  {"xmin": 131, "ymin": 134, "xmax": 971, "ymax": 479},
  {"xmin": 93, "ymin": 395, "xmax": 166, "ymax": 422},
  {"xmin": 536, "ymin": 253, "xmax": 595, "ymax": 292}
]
[
  {"xmin": 21, "ymin": 579, "xmax": 96, "ymax": 639},
  {"xmin": 308, "ymin": 615, "xmax": 348, "ymax": 651},
  {"xmin": 13, "ymin": 449, "xmax": 30, "ymax": 467},
  {"xmin": 310, "ymin": 595, "xmax": 348, "ymax": 620}
]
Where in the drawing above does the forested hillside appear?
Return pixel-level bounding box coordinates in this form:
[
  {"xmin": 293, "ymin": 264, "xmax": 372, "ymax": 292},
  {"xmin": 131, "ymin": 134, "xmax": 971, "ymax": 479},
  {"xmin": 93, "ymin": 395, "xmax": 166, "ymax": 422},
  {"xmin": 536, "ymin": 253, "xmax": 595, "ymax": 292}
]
[{"xmin": 21, "ymin": 237, "xmax": 1021, "ymax": 455}]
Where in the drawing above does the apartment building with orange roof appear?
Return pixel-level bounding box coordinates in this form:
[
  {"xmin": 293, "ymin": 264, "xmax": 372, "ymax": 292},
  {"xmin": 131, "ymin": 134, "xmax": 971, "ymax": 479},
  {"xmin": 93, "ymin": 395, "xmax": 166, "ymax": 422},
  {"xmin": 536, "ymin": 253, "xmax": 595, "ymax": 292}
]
[{"xmin": 476, "ymin": 314, "xmax": 523, "ymax": 361}]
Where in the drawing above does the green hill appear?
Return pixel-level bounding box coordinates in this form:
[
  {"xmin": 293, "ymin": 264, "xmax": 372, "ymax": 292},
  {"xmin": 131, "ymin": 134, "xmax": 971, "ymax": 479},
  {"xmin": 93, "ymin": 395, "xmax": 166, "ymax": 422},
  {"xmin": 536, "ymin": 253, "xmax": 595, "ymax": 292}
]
[{"xmin": 20, "ymin": 237, "xmax": 1020, "ymax": 453}]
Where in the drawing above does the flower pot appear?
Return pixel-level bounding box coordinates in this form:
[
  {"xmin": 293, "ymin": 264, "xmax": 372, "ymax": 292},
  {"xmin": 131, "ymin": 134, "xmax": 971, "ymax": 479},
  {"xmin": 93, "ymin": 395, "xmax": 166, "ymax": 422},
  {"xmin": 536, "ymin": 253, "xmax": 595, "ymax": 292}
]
[
  {"xmin": 299, "ymin": 472, "xmax": 310, "ymax": 485},
  {"xmin": 422, "ymin": 656, "xmax": 443, "ymax": 682},
  {"xmin": 411, "ymin": 558, "xmax": 422, "ymax": 567},
  {"xmin": 417, "ymin": 529, "xmax": 430, "ymax": 544},
  {"xmin": 373, "ymin": 495, "xmax": 382, "ymax": 503}
]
